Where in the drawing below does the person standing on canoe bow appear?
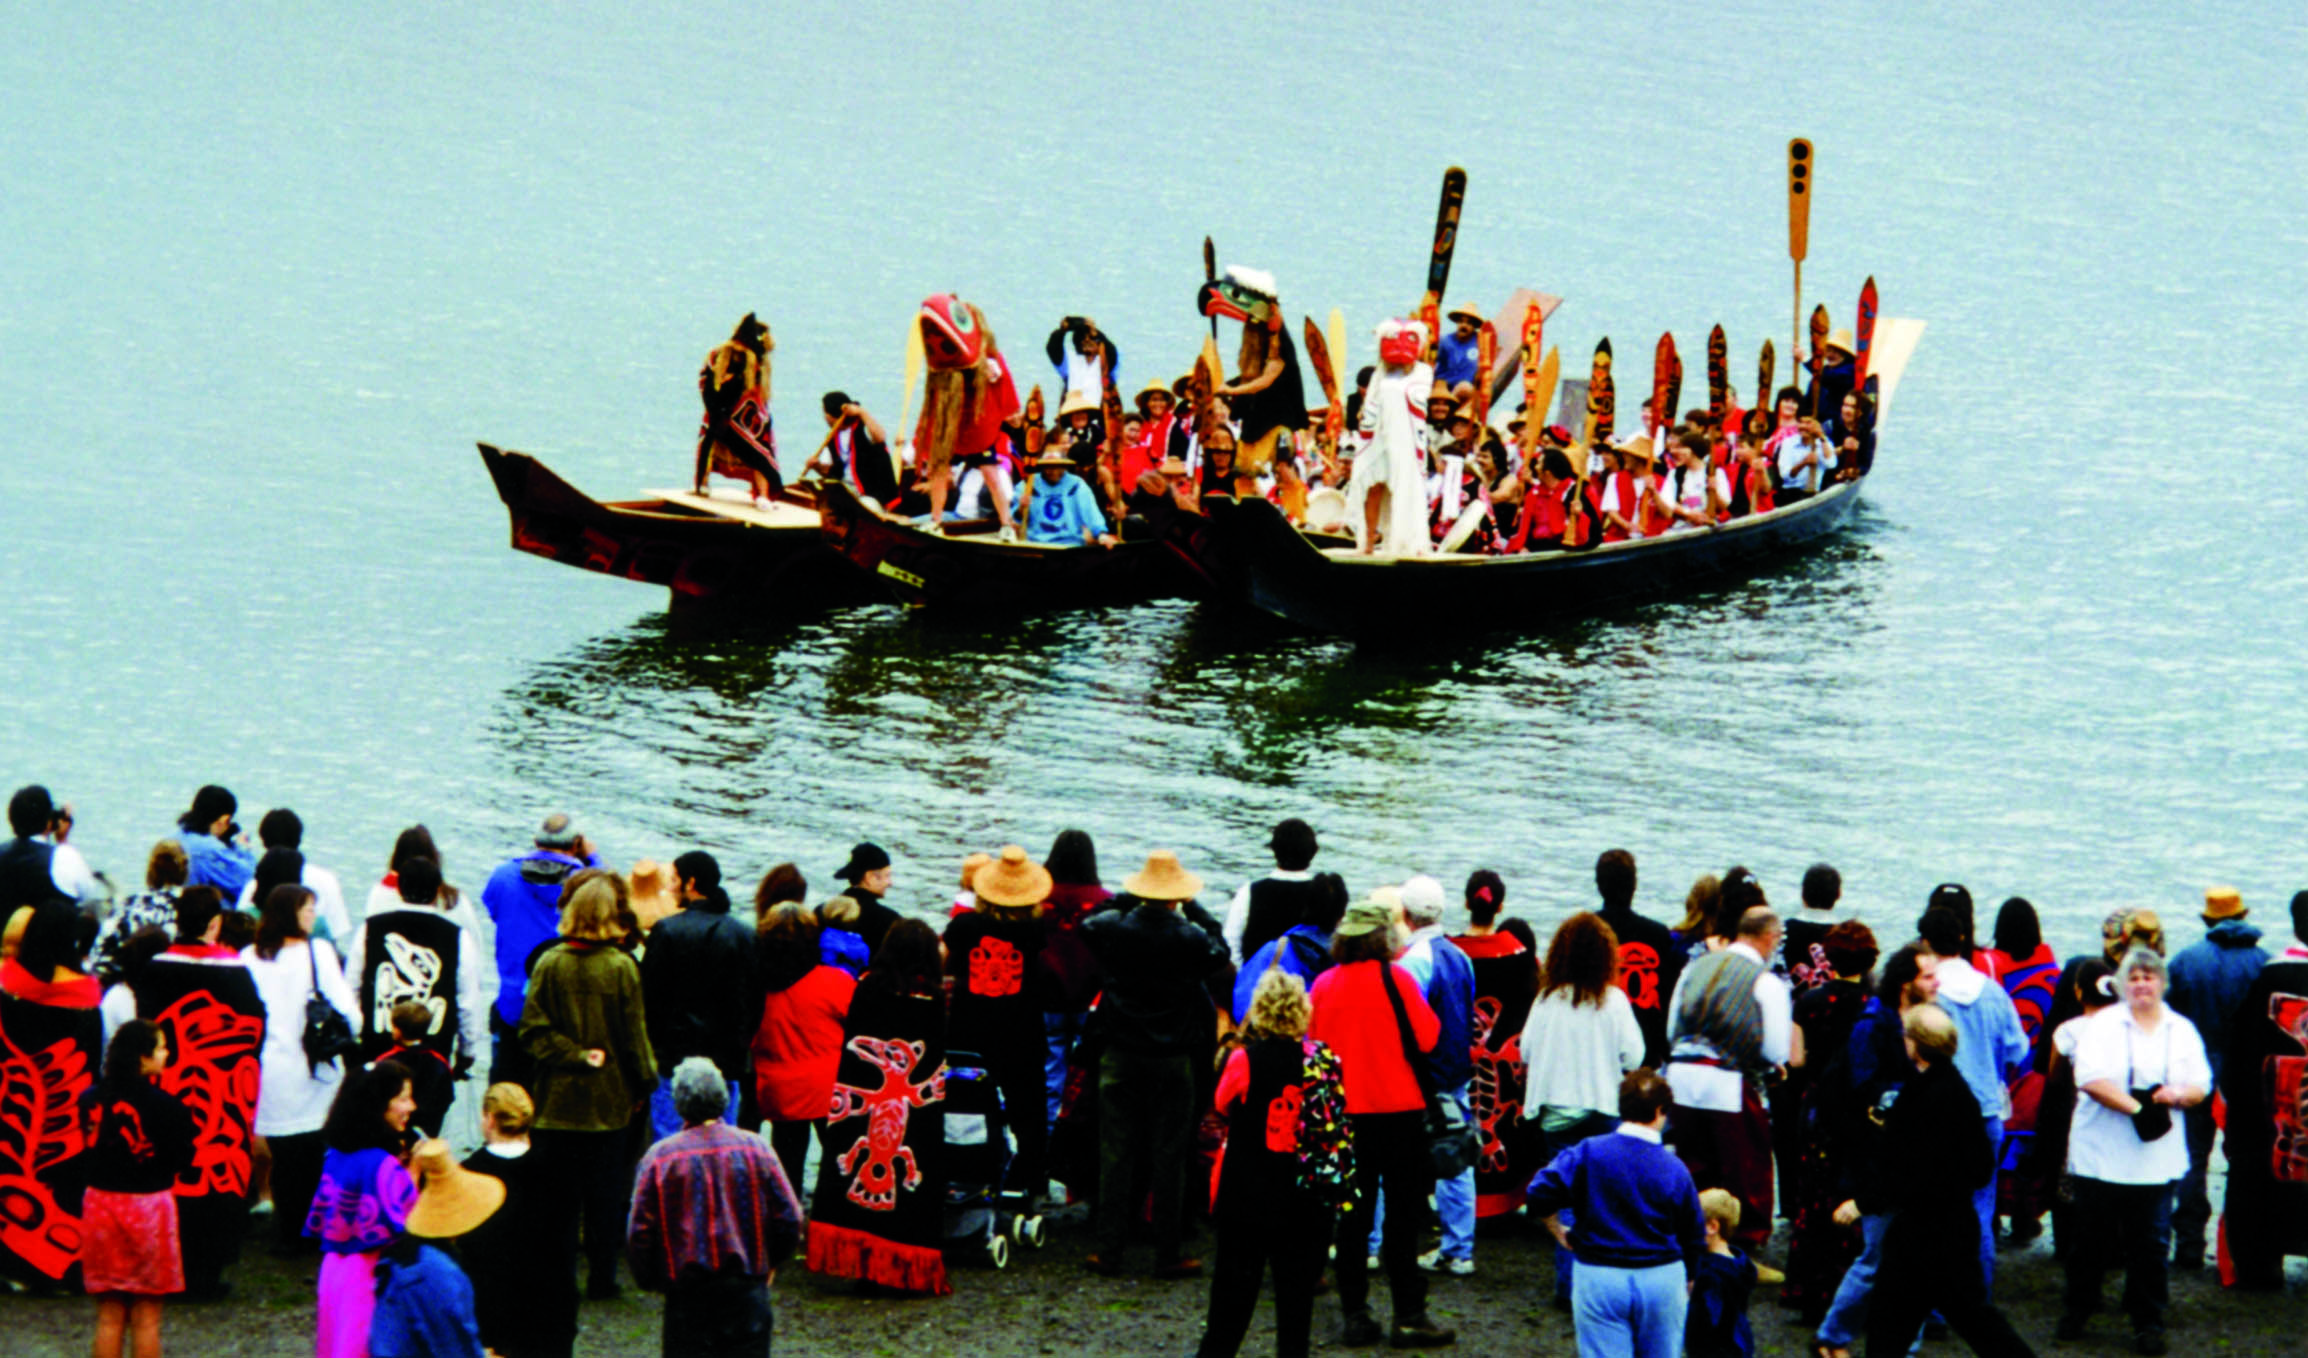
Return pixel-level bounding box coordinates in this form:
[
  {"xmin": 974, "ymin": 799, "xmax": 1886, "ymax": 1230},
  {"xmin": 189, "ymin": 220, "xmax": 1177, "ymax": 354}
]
[{"xmin": 695, "ymin": 313, "xmax": 783, "ymax": 506}]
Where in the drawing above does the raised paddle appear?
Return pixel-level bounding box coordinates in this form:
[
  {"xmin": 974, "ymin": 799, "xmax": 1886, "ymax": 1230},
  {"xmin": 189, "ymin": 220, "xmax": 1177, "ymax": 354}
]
[
  {"xmin": 1473, "ymin": 321, "xmax": 1497, "ymax": 428},
  {"xmin": 1807, "ymin": 304, "xmax": 1830, "ymax": 416},
  {"xmin": 1787, "ymin": 137, "xmax": 1813, "ymax": 374},
  {"xmin": 1651, "ymin": 332, "xmax": 1680, "ymax": 441},
  {"xmin": 1327, "ymin": 308, "xmax": 1347, "ymax": 403},
  {"xmin": 1587, "ymin": 338, "xmax": 1615, "ymax": 451},
  {"xmin": 1853, "ymin": 275, "xmax": 1879, "ymax": 393},
  {"xmin": 1203, "ymin": 236, "xmax": 1219, "ymax": 342},
  {"xmin": 1518, "ymin": 344, "xmax": 1559, "ymax": 463},
  {"xmin": 899, "ymin": 312, "xmax": 925, "ymax": 438},
  {"xmin": 1758, "ymin": 339, "xmax": 1776, "ymax": 414},
  {"xmin": 1514, "ymin": 301, "xmax": 1546, "ymax": 457},
  {"xmin": 1707, "ymin": 325, "xmax": 1728, "ymax": 428},
  {"xmin": 1419, "ymin": 166, "xmax": 1467, "ymax": 359}
]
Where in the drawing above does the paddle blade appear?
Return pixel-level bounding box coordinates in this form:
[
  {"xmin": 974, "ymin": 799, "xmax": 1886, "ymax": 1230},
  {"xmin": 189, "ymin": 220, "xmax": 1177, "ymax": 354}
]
[
  {"xmin": 1301, "ymin": 317, "xmax": 1342, "ymax": 407},
  {"xmin": 1589, "ymin": 338, "xmax": 1615, "ymax": 447},
  {"xmin": 1427, "ymin": 166, "xmax": 1468, "ymax": 300},
  {"xmin": 1651, "ymin": 332, "xmax": 1677, "ymax": 433},
  {"xmin": 1854, "ymin": 276, "xmax": 1879, "ymax": 391},
  {"xmin": 1758, "ymin": 339, "xmax": 1776, "ymax": 409},
  {"xmin": 1787, "ymin": 138, "xmax": 1813, "ymax": 262},
  {"xmin": 1520, "ymin": 345, "xmax": 1559, "ymax": 460},
  {"xmin": 1474, "ymin": 323, "xmax": 1497, "ymax": 427},
  {"xmin": 899, "ymin": 314, "xmax": 924, "ymax": 434},
  {"xmin": 1707, "ymin": 324, "xmax": 1728, "ymax": 426},
  {"xmin": 1327, "ymin": 308, "xmax": 1347, "ymax": 398}
]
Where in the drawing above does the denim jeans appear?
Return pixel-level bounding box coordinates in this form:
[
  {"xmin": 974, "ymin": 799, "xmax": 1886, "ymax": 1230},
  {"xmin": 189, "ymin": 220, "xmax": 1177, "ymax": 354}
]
[
  {"xmin": 1043, "ymin": 1011, "xmax": 1082, "ymax": 1128},
  {"xmin": 1974, "ymin": 1116, "xmax": 2004, "ymax": 1289},
  {"xmin": 649, "ymin": 1071, "xmax": 738, "ymax": 1142},
  {"xmin": 1816, "ymin": 1211, "xmax": 1921, "ymax": 1353},
  {"xmin": 1367, "ymin": 1088, "xmax": 1474, "ymax": 1263},
  {"xmin": 1569, "ymin": 1259, "xmax": 1686, "ymax": 1358}
]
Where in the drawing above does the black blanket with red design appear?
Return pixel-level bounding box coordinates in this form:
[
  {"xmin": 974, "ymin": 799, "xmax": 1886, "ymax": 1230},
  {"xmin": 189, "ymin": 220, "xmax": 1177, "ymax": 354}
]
[
  {"xmin": 2220, "ymin": 955, "xmax": 2308, "ymax": 1286},
  {"xmin": 1455, "ymin": 933, "xmax": 1539, "ymax": 1218},
  {"xmin": 0, "ymin": 990, "xmax": 102, "ymax": 1289},
  {"xmin": 806, "ymin": 983, "xmax": 949, "ymax": 1296}
]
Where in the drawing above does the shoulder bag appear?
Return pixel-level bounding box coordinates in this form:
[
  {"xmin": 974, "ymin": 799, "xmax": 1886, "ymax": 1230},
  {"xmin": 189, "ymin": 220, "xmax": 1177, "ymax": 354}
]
[
  {"xmin": 301, "ymin": 941, "xmax": 360, "ymax": 1074},
  {"xmin": 1378, "ymin": 960, "xmax": 1481, "ymax": 1179}
]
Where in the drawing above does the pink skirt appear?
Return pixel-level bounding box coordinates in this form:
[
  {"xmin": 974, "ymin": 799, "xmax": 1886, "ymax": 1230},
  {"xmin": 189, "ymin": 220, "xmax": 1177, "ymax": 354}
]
[
  {"xmin": 315, "ymin": 1251, "xmax": 380, "ymax": 1358},
  {"xmin": 80, "ymin": 1188, "xmax": 184, "ymax": 1296}
]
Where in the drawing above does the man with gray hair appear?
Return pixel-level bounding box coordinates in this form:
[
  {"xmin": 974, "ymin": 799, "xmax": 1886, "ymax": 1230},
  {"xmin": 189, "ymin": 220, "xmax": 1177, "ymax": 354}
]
[
  {"xmin": 1664, "ymin": 903, "xmax": 1791, "ymax": 1263},
  {"xmin": 1393, "ymin": 875, "xmax": 1477, "ymax": 1275},
  {"xmin": 629, "ymin": 1057, "xmax": 804, "ymax": 1358},
  {"xmin": 480, "ymin": 811, "xmax": 603, "ymax": 1085}
]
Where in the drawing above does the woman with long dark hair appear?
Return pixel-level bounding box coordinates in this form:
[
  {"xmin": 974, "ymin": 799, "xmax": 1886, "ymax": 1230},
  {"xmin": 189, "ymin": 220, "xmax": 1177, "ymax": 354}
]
[
  {"xmin": 306, "ymin": 1060, "xmax": 418, "ymax": 1358},
  {"xmin": 1450, "ymin": 870, "xmax": 1540, "ymax": 1222},
  {"xmin": 808, "ymin": 918, "xmax": 953, "ymax": 1296},
  {"xmin": 79, "ymin": 1018, "xmax": 195, "ymax": 1358},
  {"xmin": 518, "ymin": 875, "xmax": 655, "ymax": 1300},
  {"xmin": 750, "ymin": 902, "xmax": 855, "ymax": 1187},
  {"xmin": 240, "ymin": 883, "xmax": 360, "ymax": 1253}
]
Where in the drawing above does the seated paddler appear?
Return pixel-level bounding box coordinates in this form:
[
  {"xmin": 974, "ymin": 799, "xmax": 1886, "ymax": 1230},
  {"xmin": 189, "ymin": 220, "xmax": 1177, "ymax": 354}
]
[{"xmin": 1015, "ymin": 446, "xmax": 1118, "ymax": 549}]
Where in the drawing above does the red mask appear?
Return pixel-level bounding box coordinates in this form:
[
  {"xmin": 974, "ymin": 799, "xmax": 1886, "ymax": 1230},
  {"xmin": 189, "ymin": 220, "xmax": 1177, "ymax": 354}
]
[{"xmin": 1379, "ymin": 329, "xmax": 1422, "ymax": 366}]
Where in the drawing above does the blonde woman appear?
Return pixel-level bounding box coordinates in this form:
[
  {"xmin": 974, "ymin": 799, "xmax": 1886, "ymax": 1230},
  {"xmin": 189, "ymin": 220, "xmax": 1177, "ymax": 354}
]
[
  {"xmin": 1199, "ymin": 968, "xmax": 1350, "ymax": 1358},
  {"xmin": 460, "ymin": 1084, "xmax": 576, "ymax": 1358},
  {"xmin": 518, "ymin": 876, "xmax": 655, "ymax": 1300}
]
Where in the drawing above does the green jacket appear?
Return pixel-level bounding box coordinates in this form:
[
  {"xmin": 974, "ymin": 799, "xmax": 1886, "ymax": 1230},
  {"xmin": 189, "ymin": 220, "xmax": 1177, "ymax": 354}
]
[{"xmin": 519, "ymin": 939, "xmax": 657, "ymax": 1131}]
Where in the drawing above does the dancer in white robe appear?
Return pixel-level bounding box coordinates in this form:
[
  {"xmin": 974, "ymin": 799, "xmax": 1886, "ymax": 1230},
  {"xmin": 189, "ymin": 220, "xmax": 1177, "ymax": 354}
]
[{"xmin": 1347, "ymin": 319, "xmax": 1434, "ymax": 556}]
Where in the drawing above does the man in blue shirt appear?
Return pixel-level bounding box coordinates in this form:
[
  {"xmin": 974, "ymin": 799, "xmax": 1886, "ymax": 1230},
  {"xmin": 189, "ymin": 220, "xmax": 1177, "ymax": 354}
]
[
  {"xmin": 479, "ymin": 812, "xmax": 601, "ymax": 1085},
  {"xmin": 1526, "ymin": 1069, "xmax": 1705, "ymax": 1358},
  {"xmin": 1434, "ymin": 304, "xmax": 1484, "ymax": 389},
  {"xmin": 1015, "ymin": 447, "xmax": 1117, "ymax": 547}
]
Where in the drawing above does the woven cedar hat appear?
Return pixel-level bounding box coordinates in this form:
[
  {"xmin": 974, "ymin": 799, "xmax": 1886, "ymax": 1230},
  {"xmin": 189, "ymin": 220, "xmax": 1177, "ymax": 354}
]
[
  {"xmin": 1123, "ymin": 850, "xmax": 1202, "ymax": 902},
  {"xmin": 1032, "ymin": 446, "xmax": 1076, "ymax": 469},
  {"xmin": 1822, "ymin": 328, "xmax": 1856, "ymax": 358},
  {"xmin": 1057, "ymin": 389, "xmax": 1099, "ymax": 419},
  {"xmin": 404, "ymin": 1138, "xmax": 505, "ymax": 1239},
  {"xmin": 974, "ymin": 845, "xmax": 1053, "ymax": 909},
  {"xmin": 1446, "ymin": 303, "xmax": 1485, "ymax": 325},
  {"xmin": 1135, "ymin": 381, "xmax": 1174, "ymax": 411}
]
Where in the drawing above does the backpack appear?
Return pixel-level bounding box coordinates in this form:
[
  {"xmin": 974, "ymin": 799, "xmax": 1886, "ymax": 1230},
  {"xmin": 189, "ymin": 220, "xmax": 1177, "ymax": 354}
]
[{"xmin": 1294, "ymin": 1039, "xmax": 1355, "ymax": 1213}]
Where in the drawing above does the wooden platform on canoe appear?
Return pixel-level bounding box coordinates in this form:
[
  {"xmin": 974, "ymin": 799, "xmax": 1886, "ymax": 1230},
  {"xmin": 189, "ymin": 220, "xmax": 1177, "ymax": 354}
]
[{"xmin": 640, "ymin": 487, "xmax": 823, "ymax": 530}]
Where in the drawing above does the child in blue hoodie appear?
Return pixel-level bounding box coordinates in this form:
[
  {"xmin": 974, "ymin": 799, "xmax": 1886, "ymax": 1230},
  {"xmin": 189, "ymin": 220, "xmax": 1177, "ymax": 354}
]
[
  {"xmin": 1686, "ymin": 1188, "xmax": 1757, "ymax": 1358},
  {"xmin": 817, "ymin": 895, "xmax": 870, "ymax": 977}
]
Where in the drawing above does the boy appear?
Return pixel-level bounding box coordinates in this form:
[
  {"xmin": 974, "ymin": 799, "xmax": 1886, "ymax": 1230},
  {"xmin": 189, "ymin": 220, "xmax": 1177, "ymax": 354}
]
[
  {"xmin": 381, "ymin": 1000, "xmax": 456, "ymax": 1139},
  {"xmin": 1686, "ymin": 1188, "xmax": 1758, "ymax": 1357}
]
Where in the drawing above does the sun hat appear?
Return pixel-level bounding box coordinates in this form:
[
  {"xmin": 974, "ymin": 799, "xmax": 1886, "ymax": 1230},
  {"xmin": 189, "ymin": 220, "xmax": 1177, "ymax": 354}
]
[
  {"xmin": 625, "ymin": 860, "xmax": 682, "ymax": 931},
  {"xmin": 1032, "ymin": 446, "xmax": 1076, "ymax": 469},
  {"xmin": 974, "ymin": 845, "xmax": 1053, "ymax": 909},
  {"xmin": 1822, "ymin": 328, "xmax": 1856, "ymax": 358},
  {"xmin": 2202, "ymin": 886, "xmax": 2246, "ymax": 921},
  {"xmin": 834, "ymin": 842, "xmax": 890, "ymax": 884},
  {"xmin": 1446, "ymin": 303, "xmax": 1485, "ymax": 326},
  {"xmin": 1158, "ymin": 454, "xmax": 1190, "ymax": 477},
  {"xmin": 1332, "ymin": 898, "xmax": 1400, "ymax": 940},
  {"xmin": 1135, "ymin": 381, "xmax": 1174, "ymax": 410},
  {"xmin": 1123, "ymin": 850, "xmax": 1203, "ymax": 901},
  {"xmin": 958, "ymin": 852, "xmax": 992, "ymax": 890},
  {"xmin": 404, "ymin": 1138, "xmax": 506, "ymax": 1239},
  {"xmin": 1057, "ymin": 389, "xmax": 1099, "ymax": 418},
  {"xmin": 1303, "ymin": 486, "xmax": 1347, "ymax": 531}
]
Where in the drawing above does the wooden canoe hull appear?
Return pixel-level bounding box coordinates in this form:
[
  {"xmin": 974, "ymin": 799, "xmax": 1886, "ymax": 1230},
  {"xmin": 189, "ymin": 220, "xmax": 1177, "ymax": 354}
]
[
  {"xmin": 477, "ymin": 443, "xmax": 874, "ymax": 609},
  {"xmin": 1201, "ymin": 479, "xmax": 1867, "ymax": 640},
  {"xmin": 814, "ymin": 482, "xmax": 1217, "ymax": 611}
]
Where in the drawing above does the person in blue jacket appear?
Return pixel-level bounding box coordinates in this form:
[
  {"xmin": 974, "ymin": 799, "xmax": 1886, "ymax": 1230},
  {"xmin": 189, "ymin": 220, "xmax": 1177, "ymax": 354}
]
[
  {"xmin": 172, "ymin": 784, "xmax": 255, "ymax": 901},
  {"xmin": 1015, "ymin": 447, "xmax": 1117, "ymax": 547},
  {"xmin": 2165, "ymin": 886, "xmax": 2269, "ymax": 1268},
  {"xmin": 478, "ymin": 813, "xmax": 601, "ymax": 1083},
  {"xmin": 1230, "ymin": 872, "xmax": 1347, "ymax": 1021}
]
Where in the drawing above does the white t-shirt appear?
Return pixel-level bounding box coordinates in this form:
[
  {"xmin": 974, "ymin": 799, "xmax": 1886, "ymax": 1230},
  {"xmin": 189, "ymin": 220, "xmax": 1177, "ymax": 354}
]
[
  {"xmin": 45, "ymin": 841, "xmax": 105, "ymax": 904},
  {"xmin": 240, "ymin": 938, "xmax": 362, "ymax": 1137},
  {"xmin": 2067, "ymin": 1004, "xmax": 2210, "ymax": 1185},
  {"xmin": 1665, "ymin": 464, "xmax": 1730, "ymax": 528}
]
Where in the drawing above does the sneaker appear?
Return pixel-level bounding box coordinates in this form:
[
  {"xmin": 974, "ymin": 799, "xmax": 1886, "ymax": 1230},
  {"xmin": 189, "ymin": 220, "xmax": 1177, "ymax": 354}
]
[
  {"xmin": 1339, "ymin": 1312, "xmax": 1385, "ymax": 1348},
  {"xmin": 1416, "ymin": 1247, "xmax": 1474, "ymax": 1276},
  {"xmin": 1388, "ymin": 1314, "xmax": 1458, "ymax": 1349},
  {"xmin": 997, "ymin": 525, "xmax": 1019, "ymax": 544},
  {"xmin": 1366, "ymin": 1254, "xmax": 1382, "ymax": 1272},
  {"xmin": 2054, "ymin": 1313, "xmax": 2088, "ymax": 1341},
  {"xmin": 2133, "ymin": 1329, "xmax": 2167, "ymax": 1356}
]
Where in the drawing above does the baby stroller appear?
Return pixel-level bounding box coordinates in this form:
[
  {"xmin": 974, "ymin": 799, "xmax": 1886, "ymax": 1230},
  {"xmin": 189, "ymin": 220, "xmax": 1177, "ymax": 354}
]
[{"xmin": 942, "ymin": 1051, "xmax": 1048, "ymax": 1269}]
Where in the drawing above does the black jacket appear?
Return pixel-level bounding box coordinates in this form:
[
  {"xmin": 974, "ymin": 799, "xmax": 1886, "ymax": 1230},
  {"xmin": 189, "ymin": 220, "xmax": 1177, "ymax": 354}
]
[
  {"xmin": 1080, "ymin": 897, "xmax": 1227, "ymax": 1056},
  {"xmin": 1876, "ymin": 1058, "xmax": 1993, "ymax": 1298},
  {"xmin": 1598, "ymin": 902, "xmax": 1684, "ymax": 1068},
  {"xmin": 639, "ymin": 898, "xmax": 759, "ymax": 1081}
]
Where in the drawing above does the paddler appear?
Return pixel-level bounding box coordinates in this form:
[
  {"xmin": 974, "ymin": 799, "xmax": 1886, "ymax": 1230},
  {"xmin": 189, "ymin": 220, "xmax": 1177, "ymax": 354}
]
[
  {"xmin": 1345, "ymin": 318, "xmax": 1433, "ymax": 557},
  {"xmin": 1196, "ymin": 266, "xmax": 1308, "ymax": 495},
  {"xmin": 1801, "ymin": 328, "xmax": 1858, "ymax": 422},
  {"xmin": 1014, "ymin": 447, "xmax": 1117, "ymax": 549},
  {"xmin": 809, "ymin": 391, "xmax": 900, "ymax": 509},
  {"xmin": 915, "ymin": 294, "xmax": 1023, "ymax": 539},
  {"xmin": 1435, "ymin": 303, "xmax": 1485, "ymax": 389},
  {"xmin": 1120, "ymin": 382, "xmax": 1191, "ymax": 498},
  {"xmin": 694, "ymin": 313, "xmax": 783, "ymax": 506}
]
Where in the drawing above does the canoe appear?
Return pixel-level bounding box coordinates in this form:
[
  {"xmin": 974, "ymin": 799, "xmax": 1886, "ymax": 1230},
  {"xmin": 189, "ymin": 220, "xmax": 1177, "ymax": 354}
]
[
  {"xmin": 1202, "ymin": 318, "xmax": 1924, "ymax": 640},
  {"xmin": 813, "ymin": 481, "xmax": 1218, "ymax": 611},
  {"xmin": 477, "ymin": 443, "xmax": 875, "ymax": 610}
]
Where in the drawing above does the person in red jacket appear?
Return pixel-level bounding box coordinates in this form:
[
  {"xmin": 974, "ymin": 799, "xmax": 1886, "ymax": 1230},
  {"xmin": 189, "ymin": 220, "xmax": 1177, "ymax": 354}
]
[
  {"xmin": 749, "ymin": 904, "xmax": 857, "ymax": 1193},
  {"xmin": 1308, "ymin": 898, "xmax": 1455, "ymax": 1350}
]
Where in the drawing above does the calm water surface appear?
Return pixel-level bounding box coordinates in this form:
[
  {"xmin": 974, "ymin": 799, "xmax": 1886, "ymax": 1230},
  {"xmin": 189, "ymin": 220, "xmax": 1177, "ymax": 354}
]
[{"xmin": 4, "ymin": 3, "xmax": 2301, "ymax": 948}]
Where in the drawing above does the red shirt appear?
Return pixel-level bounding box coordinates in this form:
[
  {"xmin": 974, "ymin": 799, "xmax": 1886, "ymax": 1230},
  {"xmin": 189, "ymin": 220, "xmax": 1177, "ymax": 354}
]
[
  {"xmin": 1307, "ymin": 960, "xmax": 1439, "ymax": 1115},
  {"xmin": 750, "ymin": 965, "xmax": 857, "ymax": 1121}
]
